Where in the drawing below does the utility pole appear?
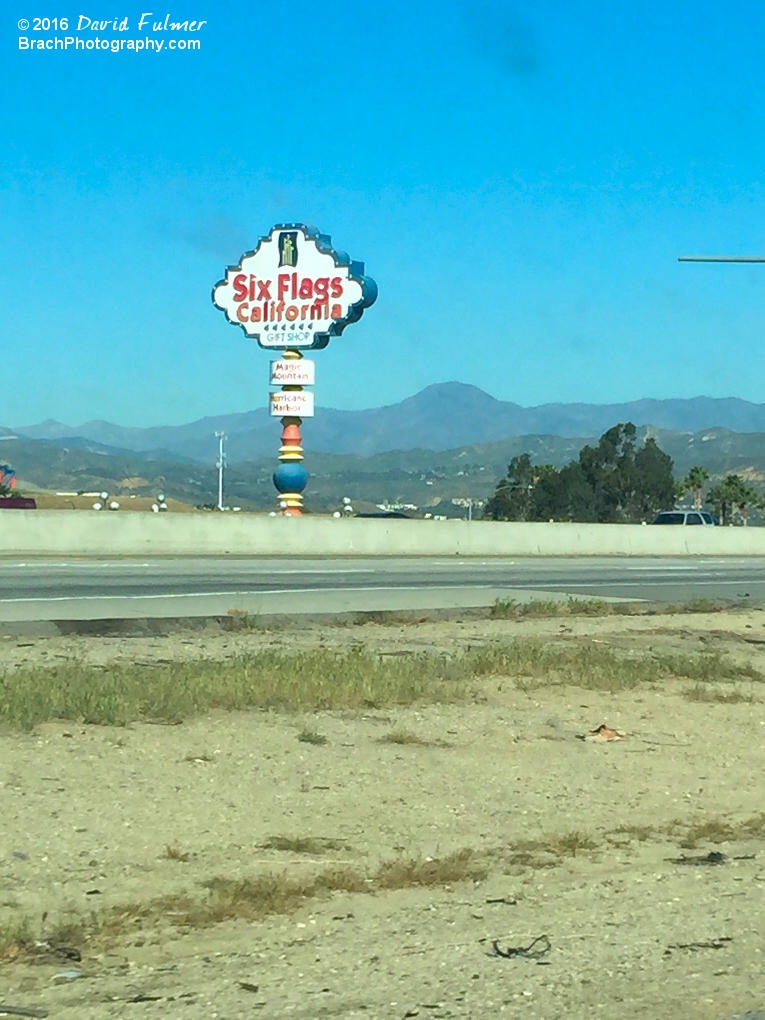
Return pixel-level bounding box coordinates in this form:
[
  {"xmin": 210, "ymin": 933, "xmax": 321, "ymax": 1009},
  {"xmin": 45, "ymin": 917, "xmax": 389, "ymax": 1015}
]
[{"xmin": 215, "ymin": 431, "xmax": 227, "ymax": 511}]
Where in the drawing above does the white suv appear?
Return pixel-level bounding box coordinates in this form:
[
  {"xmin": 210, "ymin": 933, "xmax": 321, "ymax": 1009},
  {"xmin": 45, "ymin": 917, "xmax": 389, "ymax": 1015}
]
[{"xmin": 652, "ymin": 510, "xmax": 716, "ymax": 525}]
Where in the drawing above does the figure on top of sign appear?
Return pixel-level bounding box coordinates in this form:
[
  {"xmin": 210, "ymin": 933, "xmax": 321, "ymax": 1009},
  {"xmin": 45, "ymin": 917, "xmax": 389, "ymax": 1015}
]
[{"xmin": 278, "ymin": 231, "xmax": 298, "ymax": 267}]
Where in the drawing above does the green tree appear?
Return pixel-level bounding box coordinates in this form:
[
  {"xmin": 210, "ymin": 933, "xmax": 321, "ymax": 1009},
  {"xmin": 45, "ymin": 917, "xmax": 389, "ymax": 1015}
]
[
  {"xmin": 484, "ymin": 453, "xmax": 535, "ymax": 521},
  {"xmin": 672, "ymin": 477, "xmax": 687, "ymax": 504},
  {"xmin": 526, "ymin": 463, "xmax": 559, "ymax": 520},
  {"xmin": 486, "ymin": 424, "xmax": 674, "ymax": 524},
  {"xmin": 532, "ymin": 462, "xmax": 596, "ymax": 521},
  {"xmin": 578, "ymin": 423, "xmax": 631, "ymax": 520},
  {"xmin": 631, "ymin": 438, "xmax": 675, "ymax": 518},
  {"xmin": 681, "ymin": 465, "xmax": 710, "ymax": 509},
  {"xmin": 707, "ymin": 474, "xmax": 759, "ymax": 526}
]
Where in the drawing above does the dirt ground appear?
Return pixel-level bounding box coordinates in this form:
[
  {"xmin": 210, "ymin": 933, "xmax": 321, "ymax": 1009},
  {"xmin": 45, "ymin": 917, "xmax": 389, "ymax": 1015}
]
[
  {"xmin": 2, "ymin": 610, "xmax": 765, "ymax": 1019},
  {"xmin": 25, "ymin": 494, "xmax": 197, "ymax": 512}
]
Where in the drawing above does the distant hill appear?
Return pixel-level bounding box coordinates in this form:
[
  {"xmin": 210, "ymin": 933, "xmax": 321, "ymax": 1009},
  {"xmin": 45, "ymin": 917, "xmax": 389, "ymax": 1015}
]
[
  {"xmin": 0, "ymin": 437, "xmax": 219, "ymax": 506},
  {"xmin": 13, "ymin": 383, "xmax": 765, "ymax": 463},
  {"xmin": 29, "ymin": 435, "xmax": 198, "ymax": 463},
  {"xmin": 7, "ymin": 424, "xmax": 765, "ymax": 515}
]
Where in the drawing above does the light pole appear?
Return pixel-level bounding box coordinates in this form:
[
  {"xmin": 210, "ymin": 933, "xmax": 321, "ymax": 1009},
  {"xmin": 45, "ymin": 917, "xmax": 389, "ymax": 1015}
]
[
  {"xmin": 215, "ymin": 431, "xmax": 227, "ymax": 511},
  {"xmin": 679, "ymin": 256, "xmax": 765, "ymax": 263}
]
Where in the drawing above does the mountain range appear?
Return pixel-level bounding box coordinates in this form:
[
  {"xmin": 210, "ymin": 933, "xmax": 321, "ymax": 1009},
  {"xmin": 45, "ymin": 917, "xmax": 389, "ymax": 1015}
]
[
  {"xmin": 10, "ymin": 383, "xmax": 765, "ymax": 464},
  {"xmin": 4, "ymin": 424, "xmax": 765, "ymax": 516}
]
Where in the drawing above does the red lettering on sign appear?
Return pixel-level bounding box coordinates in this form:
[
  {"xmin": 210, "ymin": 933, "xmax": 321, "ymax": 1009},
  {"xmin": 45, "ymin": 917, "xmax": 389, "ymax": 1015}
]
[{"xmin": 228, "ymin": 272, "xmax": 349, "ymax": 326}]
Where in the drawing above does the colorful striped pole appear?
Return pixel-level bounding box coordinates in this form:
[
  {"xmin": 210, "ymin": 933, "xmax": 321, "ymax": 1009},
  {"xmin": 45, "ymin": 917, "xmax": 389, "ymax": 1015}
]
[{"xmin": 272, "ymin": 349, "xmax": 309, "ymax": 516}]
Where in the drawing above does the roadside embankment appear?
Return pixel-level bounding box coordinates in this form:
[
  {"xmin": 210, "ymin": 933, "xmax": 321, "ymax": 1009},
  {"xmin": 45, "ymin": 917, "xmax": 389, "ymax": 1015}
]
[{"xmin": 1, "ymin": 510, "xmax": 765, "ymax": 557}]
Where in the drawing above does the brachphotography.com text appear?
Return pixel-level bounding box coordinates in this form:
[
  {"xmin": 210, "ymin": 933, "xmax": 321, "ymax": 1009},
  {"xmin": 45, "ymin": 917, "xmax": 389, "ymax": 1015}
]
[{"xmin": 17, "ymin": 13, "xmax": 206, "ymax": 53}]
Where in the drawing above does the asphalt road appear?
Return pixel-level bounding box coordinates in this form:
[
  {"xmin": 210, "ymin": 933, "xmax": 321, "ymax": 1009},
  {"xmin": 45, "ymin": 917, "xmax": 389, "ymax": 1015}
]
[{"xmin": 0, "ymin": 556, "xmax": 763, "ymax": 622}]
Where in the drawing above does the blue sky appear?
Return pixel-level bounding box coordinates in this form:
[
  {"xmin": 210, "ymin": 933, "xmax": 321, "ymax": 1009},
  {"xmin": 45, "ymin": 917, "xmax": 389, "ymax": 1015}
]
[{"xmin": 3, "ymin": 0, "xmax": 765, "ymax": 426}]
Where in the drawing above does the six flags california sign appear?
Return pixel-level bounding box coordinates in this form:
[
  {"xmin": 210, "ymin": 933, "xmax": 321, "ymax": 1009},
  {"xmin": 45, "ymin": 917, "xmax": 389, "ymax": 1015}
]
[
  {"xmin": 212, "ymin": 224, "xmax": 377, "ymax": 350},
  {"xmin": 211, "ymin": 224, "xmax": 376, "ymax": 514}
]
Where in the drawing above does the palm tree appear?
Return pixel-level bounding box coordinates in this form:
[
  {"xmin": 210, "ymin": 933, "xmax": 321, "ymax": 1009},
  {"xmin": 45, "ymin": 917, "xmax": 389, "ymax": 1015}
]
[
  {"xmin": 682, "ymin": 465, "xmax": 710, "ymax": 509},
  {"xmin": 707, "ymin": 474, "xmax": 758, "ymax": 526}
]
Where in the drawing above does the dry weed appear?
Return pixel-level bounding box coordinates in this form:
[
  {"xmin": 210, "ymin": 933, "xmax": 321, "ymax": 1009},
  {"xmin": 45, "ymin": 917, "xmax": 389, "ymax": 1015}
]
[
  {"xmin": 0, "ymin": 647, "xmax": 469, "ymax": 729},
  {"xmin": 163, "ymin": 844, "xmax": 192, "ymax": 862},
  {"xmin": 491, "ymin": 597, "xmax": 724, "ymax": 619},
  {"xmin": 504, "ymin": 831, "xmax": 599, "ymax": 869},
  {"xmin": 375, "ymin": 849, "xmax": 486, "ymax": 889},
  {"xmin": 673, "ymin": 813, "xmax": 765, "ymax": 847},
  {"xmin": 297, "ymin": 728, "xmax": 328, "ymax": 745},
  {"xmin": 260, "ymin": 836, "xmax": 351, "ymax": 855},
  {"xmin": 377, "ymin": 730, "xmax": 452, "ymax": 747},
  {"xmin": 683, "ymin": 684, "xmax": 756, "ymax": 704}
]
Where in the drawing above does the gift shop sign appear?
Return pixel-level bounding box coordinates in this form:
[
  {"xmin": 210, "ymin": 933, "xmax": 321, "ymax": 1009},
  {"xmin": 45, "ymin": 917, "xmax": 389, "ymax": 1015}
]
[{"xmin": 213, "ymin": 224, "xmax": 377, "ymax": 350}]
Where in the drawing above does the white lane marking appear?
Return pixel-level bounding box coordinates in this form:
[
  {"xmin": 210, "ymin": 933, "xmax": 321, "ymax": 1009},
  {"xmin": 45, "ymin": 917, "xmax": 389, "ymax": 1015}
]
[
  {"xmin": 554, "ymin": 580, "xmax": 758, "ymax": 588},
  {"xmin": 623, "ymin": 572, "xmax": 716, "ymax": 578},
  {"xmin": 0, "ymin": 584, "xmax": 511, "ymax": 604},
  {"xmin": 626, "ymin": 566, "xmax": 701, "ymax": 571},
  {"xmin": 0, "ymin": 575, "xmax": 762, "ymax": 604},
  {"xmin": 214, "ymin": 569, "xmax": 373, "ymax": 575},
  {"xmin": 2, "ymin": 566, "xmax": 374, "ymax": 575}
]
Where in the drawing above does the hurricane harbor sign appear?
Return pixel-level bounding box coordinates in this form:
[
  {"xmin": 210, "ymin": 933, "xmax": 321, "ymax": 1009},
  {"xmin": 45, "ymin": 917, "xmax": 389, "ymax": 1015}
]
[
  {"xmin": 212, "ymin": 224, "xmax": 377, "ymax": 350},
  {"xmin": 269, "ymin": 390, "xmax": 315, "ymax": 417}
]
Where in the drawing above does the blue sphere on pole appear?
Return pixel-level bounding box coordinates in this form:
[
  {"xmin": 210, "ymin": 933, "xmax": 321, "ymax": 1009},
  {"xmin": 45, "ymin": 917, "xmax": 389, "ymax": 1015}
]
[{"xmin": 273, "ymin": 462, "xmax": 309, "ymax": 494}]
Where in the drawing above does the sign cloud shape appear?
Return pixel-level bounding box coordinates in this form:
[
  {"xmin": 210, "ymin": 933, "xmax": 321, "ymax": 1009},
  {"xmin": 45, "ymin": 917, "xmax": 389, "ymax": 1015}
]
[{"xmin": 212, "ymin": 224, "xmax": 377, "ymax": 350}]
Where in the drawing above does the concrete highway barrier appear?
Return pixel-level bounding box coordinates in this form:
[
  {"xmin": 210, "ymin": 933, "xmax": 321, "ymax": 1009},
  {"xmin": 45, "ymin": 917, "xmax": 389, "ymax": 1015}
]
[{"xmin": 1, "ymin": 510, "xmax": 765, "ymax": 557}]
